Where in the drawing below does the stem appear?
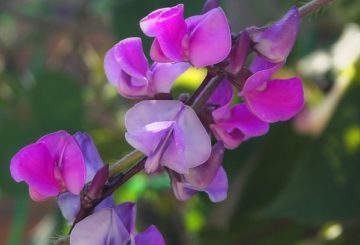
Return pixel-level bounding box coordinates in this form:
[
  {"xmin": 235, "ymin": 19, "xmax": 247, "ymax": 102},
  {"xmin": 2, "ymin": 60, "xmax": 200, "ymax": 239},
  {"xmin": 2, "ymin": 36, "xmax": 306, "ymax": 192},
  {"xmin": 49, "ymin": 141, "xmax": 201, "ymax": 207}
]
[
  {"xmin": 191, "ymin": 75, "xmax": 225, "ymax": 113},
  {"xmin": 109, "ymin": 150, "xmax": 144, "ymax": 176},
  {"xmin": 299, "ymin": 0, "xmax": 335, "ymax": 17}
]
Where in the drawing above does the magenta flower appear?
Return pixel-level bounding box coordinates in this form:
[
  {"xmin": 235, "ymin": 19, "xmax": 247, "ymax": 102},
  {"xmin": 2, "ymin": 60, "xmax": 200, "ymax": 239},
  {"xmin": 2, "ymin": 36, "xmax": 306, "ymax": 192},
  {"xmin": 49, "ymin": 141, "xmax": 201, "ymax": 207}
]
[
  {"xmin": 125, "ymin": 100, "xmax": 211, "ymax": 174},
  {"xmin": 206, "ymin": 80, "xmax": 269, "ymax": 149},
  {"xmin": 240, "ymin": 55, "xmax": 304, "ymax": 123},
  {"xmin": 57, "ymin": 132, "xmax": 114, "ymax": 223},
  {"xmin": 104, "ymin": 37, "xmax": 189, "ymax": 99},
  {"xmin": 10, "ymin": 131, "xmax": 86, "ymax": 201},
  {"xmin": 170, "ymin": 142, "xmax": 228, "ymax": 202},
  {"xmin": 70, "ymin": 202, "xmax": 165, "ymax": 245},
  {"xmin": 248, "ymin": 7, "xmax": 300, "ymax": 63},
  {"xmin": 140, "ymin": 4, "xmax": 231, "ymax": 67}
]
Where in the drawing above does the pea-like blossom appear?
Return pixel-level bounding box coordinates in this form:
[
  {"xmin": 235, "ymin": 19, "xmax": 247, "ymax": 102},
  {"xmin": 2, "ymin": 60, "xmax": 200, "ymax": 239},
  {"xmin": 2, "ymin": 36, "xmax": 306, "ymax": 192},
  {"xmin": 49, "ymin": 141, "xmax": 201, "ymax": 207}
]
[
  {"xmin": 70, "ymin": 202, "xmax": 165, "ymax": 245},
  {"xmin": 248, "ymin": 7, "xmax": 300, "ymax": 63},
  {"xmin": 57, "ymin": 132, "xmax": 114, "ymax": 223},
  {"xmin": 104, "ymin": 37, "xmax": 189, "ymax": 99},
  {"xmin": 207, "ymin": 80, "xmax": 269, "ymax": 149},
  {"xmin": 125, "ymin": 100, "xmax": 211, "ymax": 174},
  {"xmin": 140, "ymin": 4, "xmax": 231, "ymax": 67},
  {"xmin": 169, "ymin": 142, "xmax": 228, "ymax": 202},
  {"xmin": 240, "ymin": 55, "xmax": 304, "ymax": 123},
  {"xmin": 10, "ymin": 131, "xmax": 86, "ymax": 201}
]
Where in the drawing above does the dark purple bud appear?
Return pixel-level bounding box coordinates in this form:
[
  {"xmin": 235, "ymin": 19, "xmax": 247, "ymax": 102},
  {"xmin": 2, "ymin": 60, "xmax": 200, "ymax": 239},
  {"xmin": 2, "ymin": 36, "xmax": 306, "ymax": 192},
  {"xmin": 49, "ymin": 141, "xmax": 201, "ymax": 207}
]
[
  {"xmin": 226, "ymin": 31, "xmax": 251, "ymax": 74},
  {"xmin": 87, "ymin": 165, "xmax": 109, "ymax": 200},
  {"xmin": 202, "ymin": 0, "xmax": 220, "ymax": 13}
]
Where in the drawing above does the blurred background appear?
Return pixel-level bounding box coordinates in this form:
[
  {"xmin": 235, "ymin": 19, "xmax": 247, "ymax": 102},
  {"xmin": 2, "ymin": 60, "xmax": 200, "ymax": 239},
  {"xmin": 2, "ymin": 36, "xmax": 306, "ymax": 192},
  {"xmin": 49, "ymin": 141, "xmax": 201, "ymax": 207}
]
[{"xmin": 0, "ymin": 0, "xmax": 359, "ymax": 244}]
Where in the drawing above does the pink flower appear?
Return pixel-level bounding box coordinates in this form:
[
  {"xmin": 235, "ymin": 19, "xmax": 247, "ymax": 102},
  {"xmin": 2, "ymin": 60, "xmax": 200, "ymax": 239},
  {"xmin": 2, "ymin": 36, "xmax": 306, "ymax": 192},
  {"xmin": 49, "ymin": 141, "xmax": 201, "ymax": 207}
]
[
  {"xmin": 240, "ymin": 55, "xmax": 304, "ymax": 123},
  {"xmin": 140, "ymin": 4, "xmax": 231, "ymax": 67},
  {"xmin": 104, "ymin": 37, "xmax": 189, "ymax": 99},
  {"xmin": 125, "ymin": 100, "xmax": 211, "ymax": 174},
  {"xmin": 10, "ymin": 131, "xmax": 86, "ymax": 201}
]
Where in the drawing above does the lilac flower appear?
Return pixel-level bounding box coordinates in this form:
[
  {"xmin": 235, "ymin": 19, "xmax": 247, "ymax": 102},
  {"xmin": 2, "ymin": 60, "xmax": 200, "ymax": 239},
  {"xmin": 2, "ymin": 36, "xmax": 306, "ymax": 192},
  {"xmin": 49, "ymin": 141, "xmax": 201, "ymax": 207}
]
[
  {"xmin": 169, "ymin": 142, "xmax": 228, "ymax": 202},
  {"xmin": 140, "ymin": 4, "xmax": 231, "ymax": 67},
  {"xmin": 125, "ymin": 100, "xmax": 211, "ymax": 174},
  {"xmin": 248, "ymin": 7, "xmax": 300, "ymax": 63},
  {"xmin": 104, "ymin": 37, "xmax": 189, "ymax": 99},
  {"xmin": 240, "ymin": 55, "xmax": 304, "ymax": 123},
  {"xmin": 57, "ymin": 132, "xmax": 114, "ymax": 223},
  {"xmin": 70, "ymin": 202, "xmax": 165, "ymax": 245},
  {"xmin": 10, "ymin": 131, "xmax": 86, "ymax": 201}
]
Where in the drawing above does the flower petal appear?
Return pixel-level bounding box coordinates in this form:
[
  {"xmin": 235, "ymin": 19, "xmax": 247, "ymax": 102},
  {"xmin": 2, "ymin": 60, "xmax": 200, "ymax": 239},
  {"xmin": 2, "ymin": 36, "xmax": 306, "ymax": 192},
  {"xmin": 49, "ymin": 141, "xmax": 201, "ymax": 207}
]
[
  {"xmin": 10, "ymin": 142, "xmax": 60, "ymax": 201},
  {"xmin": 38, "ymin": 131, "xmax": 86, "ymax": 195},
  {"xmin": 207, "ymin": 79, "xmax": 233, "ymax": 107},
  {"xmin": 186, "ymin": 142, "xmax": 224, "ymax": 189},
  {"xmin": 249, "ymin": 7, "xmax": 300, "ymax": 63},
  {"xmin": 114, "ymin": 202, "xmax": 136, "ymax": 234},
  {"xmin": 140, "ymin": 4, "xmax": 187, "ymax": 61},
  {"xmin": 150, "ymin": 39, "xmax": 173, "ymax": 63},
  {"xmin": 70, "ymin": 208, "xmax": 130, "ymax": 245},
  {"xmin": 245, "ymin": 77, "xmax": 304, "ymax": 122},
  {"xmin": 74, "ymin": 132, "xmax": 103, "ymax": 182},
  {"xmin": 150, "ymin": 62, "xmax": 190, "ymax": 95},
  {"xmin": 204, "ymin": 166, "xmax": 228, "ymax": 202},
  {"xmin": 188, "ymin": 7, "xmax": 231, "ymax": 67},
  {"xmin": 135, "ymin": 225, "xmax": 166, "ymax": 245}
]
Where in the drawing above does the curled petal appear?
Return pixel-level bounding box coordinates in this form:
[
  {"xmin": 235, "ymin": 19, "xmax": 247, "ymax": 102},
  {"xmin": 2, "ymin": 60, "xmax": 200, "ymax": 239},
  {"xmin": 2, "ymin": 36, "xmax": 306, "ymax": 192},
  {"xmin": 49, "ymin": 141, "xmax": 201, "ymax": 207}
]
[
  {"xmin": 135, "ymin": 225, "xmax": 166, "ymax": 245},
  {"xmin": 211, "ymin": 104, "xmax": 269, "ymax": 149},
  {"xmin": 170, "ymin": 175, "xmax": 197, "ymax": 201},
  {"xmin": 150, "ymin": 62, "xmax": 190, "ymax": 95},
  {"xmin": 227, "ymin": 31, "xmax": 251, "ymax": 74},
  {"xmin": 188, "ymin": 7, "xmax": 232, "ymax": 67},
  {"xmin": 202, "ymin": 0, "xmax": 220, "ymax": 13},
  {"xmin": 249, "ymin": 7, "xmax": 300, "ymax": 63},
  {"xmin": 204, "ymin": 166, "xmax": 228, "ymax": 202},
  {"xmin": 150, "ymin": 39, "xmax": 173, "ymax": 63},
  {"xmin": 244, "ymin": 77, "xmax": 304, "ymax": 122},
  {"xmin": 140, "ymin": 4, "xmax": 187, "ymax": 61},
  {"xmin": 186, "ymin": 142, "xmax": 224, "ymax": 189}
]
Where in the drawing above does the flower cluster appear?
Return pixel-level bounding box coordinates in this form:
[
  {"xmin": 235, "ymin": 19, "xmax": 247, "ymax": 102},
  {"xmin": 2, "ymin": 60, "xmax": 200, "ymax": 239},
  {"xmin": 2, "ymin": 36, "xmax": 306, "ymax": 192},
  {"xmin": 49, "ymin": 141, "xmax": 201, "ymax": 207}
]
[{"xmin": 9, "ymin": 1, "xmax": 304, "ymax": 244}]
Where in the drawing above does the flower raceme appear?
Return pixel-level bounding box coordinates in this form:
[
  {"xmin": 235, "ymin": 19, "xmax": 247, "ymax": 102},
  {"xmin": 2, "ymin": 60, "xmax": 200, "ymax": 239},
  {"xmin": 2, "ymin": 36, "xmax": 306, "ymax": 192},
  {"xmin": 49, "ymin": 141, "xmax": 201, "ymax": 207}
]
[
  {"xmin": 70, "ymin": 202, "xmax": 165, "ymax": 245},
  {"xmin": 104, "ymin": 37, "xmax": 189, "ymax": 99},
  {"xmin": 10, "ymin": 131, "xmax": 86, "ymax": 201},
  {"xmin": 140, "ymin": 4, "xmax": 232, "ymax": 67}
]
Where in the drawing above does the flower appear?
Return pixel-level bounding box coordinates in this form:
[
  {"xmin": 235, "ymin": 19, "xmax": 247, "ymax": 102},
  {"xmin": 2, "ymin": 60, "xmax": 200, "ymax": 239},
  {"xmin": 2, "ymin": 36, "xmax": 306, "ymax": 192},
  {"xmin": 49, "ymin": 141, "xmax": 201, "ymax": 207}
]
[
  {"xmin": 57, "ymin": 132, "xmax": 114, "ymax": 224},
  {"xmin": 140, "ymin": 4, "xmax": 231, "ymax": 67},
  {"xmin": 169, "ymin": 142, "xmax": 228, "ymax": 202},
  {"xmin": 125, "ymin": 100, "xmax": 211, "ymax": 174},
  {"xmin": 70, "ymin": 202, "xmax": 165, "ymax": 245},
  {"xmin": 248, "ymin": 7, "xmax": 300, "ymax": 63},
  {"xmin": 240, "ymin": 55, "xmax": 304, "ymax": 123},
  {"xmin": 10, "ymin": 131, "xmax": 86, "ymax": 201},
  {"xmin": 206, "ymin": 80, "xmax": 269, "ymax": 149},
  {"xmin": 104, "ymin": 37, "xmax": 189, "ymax": 99}
]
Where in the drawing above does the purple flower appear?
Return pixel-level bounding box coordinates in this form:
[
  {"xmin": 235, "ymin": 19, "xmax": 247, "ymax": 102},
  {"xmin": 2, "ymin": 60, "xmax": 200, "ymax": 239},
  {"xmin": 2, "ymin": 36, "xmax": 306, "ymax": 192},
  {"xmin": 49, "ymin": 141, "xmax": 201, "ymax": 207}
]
[
  {"xmin": 70, "ymin": 202, "xmax": 165, "ymax": 245},
  {"xmin": 125, "ymin": 100, "xmax": 211, "ymax": 174},
  {"xmin": 240, "ymin": 55, "xmax": 304, "ymax": 123},
  {"xmin": 104, "ymin": 37, "xmax": 189, "ymax": 99},
  {"xmin": 10, "ymin": 131, "xmax": 86, "ymax": 201},
  {"xmin": 248, "ymin": 7, "xmax": 300, "ymax": 63},
  {"xmin": 140, "ymin": 4, "xmax": 231, "ymax": 67},
  {"xmin": 206, "ymin": 80, "xmax": 269, "ymax": 149},
  {"xmin": 57, "ymin": 132, "xmax": 114, "ymax": 223},
  {"xmin": 169, "ymin": 142, "xmax": 228, "ymax": 202}
]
